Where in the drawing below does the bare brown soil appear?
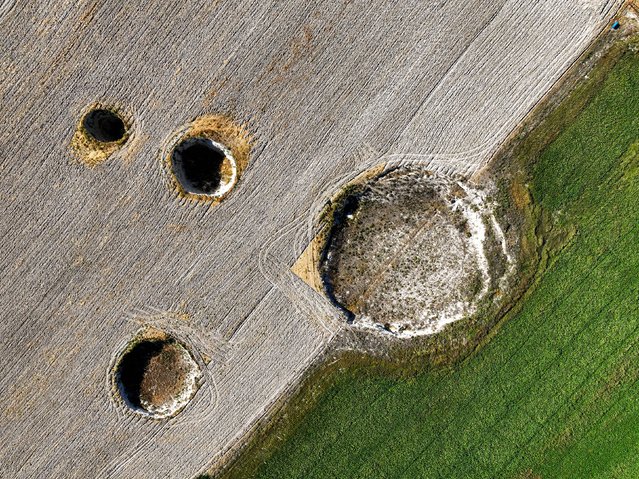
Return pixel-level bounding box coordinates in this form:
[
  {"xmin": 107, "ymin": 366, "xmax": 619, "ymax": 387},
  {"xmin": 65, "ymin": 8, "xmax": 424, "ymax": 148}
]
[{"xmin": 139, "ymin": 342, "xmax": 190, "ymax": 407}]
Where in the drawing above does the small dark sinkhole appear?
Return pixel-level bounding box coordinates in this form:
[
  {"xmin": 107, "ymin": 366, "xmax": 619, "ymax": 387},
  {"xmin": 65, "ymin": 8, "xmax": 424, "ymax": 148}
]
[
  {"xmin": 171, "ymin": 137, "xmax": 226, "ymax": 195},
  {"xmin": 82, "ymin": 109, "xmax": 126, "ymax": 142}
]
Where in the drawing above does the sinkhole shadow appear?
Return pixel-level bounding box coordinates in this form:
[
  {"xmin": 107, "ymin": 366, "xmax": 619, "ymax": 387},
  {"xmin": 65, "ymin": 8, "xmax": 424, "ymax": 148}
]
[{"xmin": 82, "ymin": 108, "xmax": 126, "ymax": 143}]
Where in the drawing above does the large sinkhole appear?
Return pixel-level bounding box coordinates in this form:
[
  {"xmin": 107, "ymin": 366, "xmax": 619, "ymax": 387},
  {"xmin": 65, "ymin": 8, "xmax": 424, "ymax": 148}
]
[
  {"xmin": 320, "ymin": 167, "xmax": 513, "ymax": 338},
  {"xmin": 82, "ymin": 108, "xmax": 126, "ymax": 143},
  {"xmin": 115, "ymin": 336, "xmax": 200, "ymax": 418},
  {"xmin": 171, "ymin": 137, "xmax": 231, "ymax": 195}
]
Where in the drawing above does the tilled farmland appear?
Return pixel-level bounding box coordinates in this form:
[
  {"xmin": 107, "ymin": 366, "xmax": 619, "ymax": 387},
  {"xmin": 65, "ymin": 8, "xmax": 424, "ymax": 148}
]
[{"xmin": 0, "ymin": 0, "xmax": 622, "ymax": 477}]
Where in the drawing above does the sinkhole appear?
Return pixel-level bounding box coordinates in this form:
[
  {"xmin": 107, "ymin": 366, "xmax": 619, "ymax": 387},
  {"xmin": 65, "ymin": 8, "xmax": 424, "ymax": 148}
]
[
  {"xmin": 115, "ymin": 336, "xmax": 200, "ymax": 418},
  {"xmin": 171, "ymin": 137, "xmax": 234, "ymax": 196}
]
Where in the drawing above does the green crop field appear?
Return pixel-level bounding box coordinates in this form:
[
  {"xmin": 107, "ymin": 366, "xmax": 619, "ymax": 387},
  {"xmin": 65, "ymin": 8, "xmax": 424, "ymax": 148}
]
[{"xmin": 219, "ymin": 36, "xmax": 639, "ymax": 479}]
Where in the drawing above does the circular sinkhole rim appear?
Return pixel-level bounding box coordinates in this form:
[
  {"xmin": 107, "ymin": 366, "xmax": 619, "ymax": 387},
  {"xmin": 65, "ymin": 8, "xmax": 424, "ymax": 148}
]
[
  {"xmin": 161, "ymin": 115, "xmax": 252, "ymax": 203},
  {"xmin": 169, "ymin": 136, "xmax": 238, "ymax": 198},
  {"xmin": 112, "ymin": 332, "xmax": 202, "ymax": 419},
  {"xmin": 316, "ymin": 165, "xmax": 514, "ymax": 339},
  {"xmin": 71, "ymin": 103, "xmax": 133, "ymax": 167},
  {"xmin": 81, "ymin": 107, "xmax": 128, "ymax": 143}
]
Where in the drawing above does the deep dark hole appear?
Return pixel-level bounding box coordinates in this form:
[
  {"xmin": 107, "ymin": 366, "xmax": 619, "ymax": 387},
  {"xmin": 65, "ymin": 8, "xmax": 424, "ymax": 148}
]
[
  {"xmin": 340, "ymin": 195, "xmax": 360, "ymax": 220},
  {"xmin": 319, "ymin": 191, "xmax": 361, "ymax": 324},
  {"xmin": 82, "ymin": 109, "xmax": 126, "ymax": 142},
  {"xmin": 117, "ymin": 339, "xmax": 167, "ymax": 409},
  {"xmin": 171, "ymin": 138, "xmax": 225, "ymax": 195}
]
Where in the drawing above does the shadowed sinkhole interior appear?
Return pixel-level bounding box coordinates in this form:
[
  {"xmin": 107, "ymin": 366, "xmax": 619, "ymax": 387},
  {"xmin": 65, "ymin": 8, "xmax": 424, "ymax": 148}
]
[
  {"xmin": 82, "ymin": 108, "xmax": 126, "ymax": 143},
  {"xmin": 116, "ymin": 338, "xmax": 195, "ymax": 413},
  {"xmin": 171, "ymin": 137, "xmax": 226, "ymax": 195}
]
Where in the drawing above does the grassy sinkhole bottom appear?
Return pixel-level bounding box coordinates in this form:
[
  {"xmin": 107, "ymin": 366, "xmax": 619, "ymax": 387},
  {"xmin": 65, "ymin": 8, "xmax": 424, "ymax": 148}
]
[{"xmin": 322, "ymin": 168, "xmax": 512, "ymax": 338}]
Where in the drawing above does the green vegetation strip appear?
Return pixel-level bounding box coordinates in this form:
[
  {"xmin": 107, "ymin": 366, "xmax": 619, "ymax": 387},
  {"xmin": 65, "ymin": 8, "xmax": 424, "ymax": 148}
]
[{"xmin": 220, "ymin": 37, "xmax": 639, "ymax": 479}]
